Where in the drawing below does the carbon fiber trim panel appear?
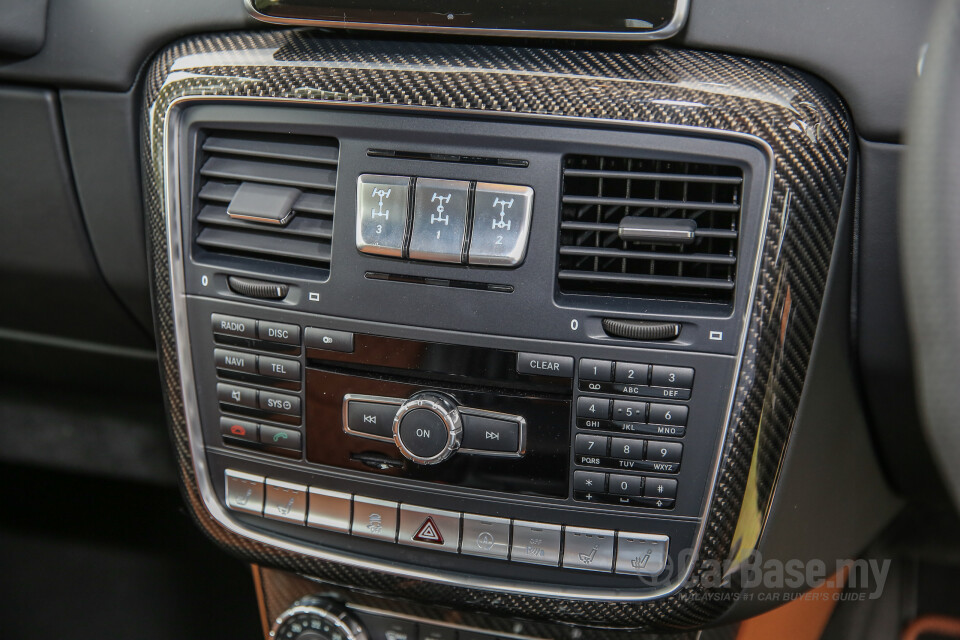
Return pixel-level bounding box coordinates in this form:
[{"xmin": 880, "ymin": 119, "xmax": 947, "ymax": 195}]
[{"xmin": 142, "ymin": 31, "xmax": 853, "ymax": 631}]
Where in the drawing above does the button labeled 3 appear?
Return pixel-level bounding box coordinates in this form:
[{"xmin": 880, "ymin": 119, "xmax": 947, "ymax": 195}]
[
  {"xmin": 356, "ymin": 175, "xmax": 410, "ymax": 257},
  {"xmin": 468, "ymin": 183, "xmax": 534, "ymax": 266}
]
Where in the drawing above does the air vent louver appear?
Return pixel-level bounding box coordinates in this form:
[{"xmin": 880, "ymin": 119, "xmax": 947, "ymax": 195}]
[
  {"xmin": 559, "ymin": 155, "xmax": 743, "ymax": 303},
  {"xmin": 194, "ymin": 130, "xmax": 338, "ymax": 276}
]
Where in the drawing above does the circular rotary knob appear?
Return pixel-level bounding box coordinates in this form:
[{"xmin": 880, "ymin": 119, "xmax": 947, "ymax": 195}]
[
  {"xmin": 270, "ymin": 596, "xmax": 367, "ymax": 640},
  {"xmin": 392, "ymin": 392, "xmax": 462, "ymax": 465}
]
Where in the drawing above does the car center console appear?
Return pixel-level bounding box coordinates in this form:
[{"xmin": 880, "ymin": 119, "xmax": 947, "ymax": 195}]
[{"xmin": 143, "ymin": 31, "xmax": 859, "ymax": 630}]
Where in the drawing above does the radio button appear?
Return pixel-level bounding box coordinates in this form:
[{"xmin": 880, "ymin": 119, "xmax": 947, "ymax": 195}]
[
  {"xmin": 352, "ymin": 496, "xmax": 399, "ymax": 541},
  {"xmin": 220, "ymin": 416, "xmax": 258, "ymax": 442},
  {"xmin": 612, "ymin": 400, "xmax": 647, "ymax": 422},
  {"xmin": 356, "ymin": 174, "xmax": 410, "ymax": 257},
  {"xmin": 608, "ymin": 474, "xmax": 644, "ymax": 496},
  {"xmin": 615, "ymin": 533, "xmax": 669, "ymax": 576},
  {"xmin": 575, "ymin": 434, "xmax": 609, "ymax": 456},
  {"xmin": 573, "ymin": 470, "xmax": 606, "ymax": 493},
  {"xmin": 217, "ymin": 383, "xmax": 257, "ymax": 409},
  {"xmin": 615, "ymin": 362, "xmax": 649, "ymax": 384},
  {"xmin": 398, "ymin": 505, "xmax": 461, "ymax": 553},
  {"xmin": 346, "ymin": 399, "xmax": 400, "ymax": 440},
  {"xmin": 461, "ymin": 414, "xmax": 520, "ymax": 453},
  {"xmin": 579, "ymin": 358, "xmax": 614, "ymax": 382},
  {"xmin": 259, "ymin": 390, "xmax": 301, "ymax": 416},
  {"xmin": 212, "ymin": 313, "xmax": 256, "ymax": 339},
  {"xmin": 467, "ymin": 182, "xmax": 534, "ymax": 267},
  {"xmin": 263, "ymin": 479, "xmax": 308, "ymax": 525},
  {"xmin": 259, "ymin": 425, "xmax": 302, "ymax": 451},
  {"xmin": 649, "ymin": 403, "xmax": 688, "ymax": 426},
  {"xmin": 517, "ymin": 352, "xmax": 574, "ymax": 378},
  {"xmin": 307, "ymin": 488, "xmax": 352, "ymax": 533},
  {"xmin": 646, "ymin": 440, "xmax": 683, "ymax": 463},
  {"xmin": 562, "ymin": 527, "xmax": 615, "ymax": 573},
  {"xmin": 215, "ymin": 348, "xmax": 257, "ymax": 374},
  {"xmin": 576, "ymin": 396, "xmax": 611, "ymax": 419},
  {"xmin": 610, "ymin": 437, "xmax": 645, "ymax": 461},
  {"xmin": 461, "ymin": 514, "xmax": 511, "ymax": 560},
  {"xmin": 510, "ymin": 521, "xmax": 562, "ymax": 566},
  {"xmin": 258, "ymin": 355, "xmax": 300, "ymax": 381},
  {"xmin": 257, "ymin": 321, "xmax": 300, "ymax": 346},
  {"xmin": 651, "ymin": 365, "xmax": 694, "ymax": 389},
  {"xmin": 409, "ymin": 178, "xmax": 470, "ymax": 263},
  {"xmin": 224, "ymin": 469, "xmax": 265, "ymax": 515},
  {"xmin": 305, "ymin": 327, "xmax": 354, "ymax": 353}
]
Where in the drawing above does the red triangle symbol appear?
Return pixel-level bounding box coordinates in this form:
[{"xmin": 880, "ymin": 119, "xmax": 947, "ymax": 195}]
[{"xmin": 412, "ymin": 517, "xmax": 444, "ymax": 544}]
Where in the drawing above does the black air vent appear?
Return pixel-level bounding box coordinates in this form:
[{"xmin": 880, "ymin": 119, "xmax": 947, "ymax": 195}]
[
  {"xmin": 559, "ymin": 155, "xmax": 743, "ymax": 303},
  {"xmin": 194, "ymin": 130, "xmax": 338, "ymax": 276}
]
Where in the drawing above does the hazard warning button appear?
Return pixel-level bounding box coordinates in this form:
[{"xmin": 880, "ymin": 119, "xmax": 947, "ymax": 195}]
[{"xmin": 398, "ymin": 505, "xmax": 461, "ymax": 553}]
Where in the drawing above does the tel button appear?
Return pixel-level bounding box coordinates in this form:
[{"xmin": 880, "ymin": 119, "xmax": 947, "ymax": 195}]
[
  {"xmin": 257, "ymin": 355, "xmax": 301, "ymax": 381},
  {"xmin": 516, "ymin": 352, "xmax": 574, "ymax": 378},
  {"xmin": 257, "ymin": 321, "xmax": 300, "ymax": 345}
]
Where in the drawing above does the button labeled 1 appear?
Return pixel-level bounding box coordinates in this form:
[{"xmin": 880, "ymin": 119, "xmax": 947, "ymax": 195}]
[
  {"xmin": 409, "ymin": 178, "xmax": 470, "ymax": 263},
  {"xmin": 356, "ymin": 175, "xmax": 410, "ymax": 257},
  {"xmin": 468, "ymin": 183, "xmax": 534, "ymax": 266}
]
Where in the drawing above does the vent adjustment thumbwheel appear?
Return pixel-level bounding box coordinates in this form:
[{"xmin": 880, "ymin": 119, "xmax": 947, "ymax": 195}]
[
  {"xmin": 392, "ymin": 392, "xmax": 462, "ymax": 465},
  {"xmin": 270, "ymin": 596, "xmax": 367, "ymax": 640}
]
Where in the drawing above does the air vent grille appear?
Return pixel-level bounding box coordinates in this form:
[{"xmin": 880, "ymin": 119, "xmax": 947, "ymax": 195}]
[
  {"xmin": 194, "ymin": 130, "xmax": 338, "ymax": 275},
  {"xmin": 559, "ymin": 155, "xmax": 743, "ymax": 303}
]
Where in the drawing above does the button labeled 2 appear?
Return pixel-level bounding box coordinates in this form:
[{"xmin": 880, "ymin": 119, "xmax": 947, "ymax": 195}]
[{"xmin": 468, "ymin": 183, "xmax": 534, "ymax": 267}]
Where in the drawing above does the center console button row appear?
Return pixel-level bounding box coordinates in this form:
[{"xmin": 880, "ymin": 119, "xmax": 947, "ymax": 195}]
[
  {"xmin": 211, "ymin": 313, "xmax": 300, "ymax": 346},
  {"xmin": 224, "ymin": 470, "xmax": 671, "ymax": 575}
]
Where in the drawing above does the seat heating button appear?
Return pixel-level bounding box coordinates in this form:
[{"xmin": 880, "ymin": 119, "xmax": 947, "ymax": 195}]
[
  {"xmin": 461, "ymin": 514, "xmax": 511, "ymax": 560},
  {"xmin": 409, "ymin": 178, "xmax": 470, "ymax": 263},
  {"xmin": 356, "ymin": 174, "xmax": 411, "ymax": 257},
  {"xmin": 217, "ymin": 382, "xmax": 258, "ymax": 409},
  {"xmin": 263, "ymin": 478, "xmax": 307, "ymax": 524},
  {"xmin": 224, "ymin": 469, "xmax": 265, "ymax": 515},
  {"xmin": 511, "ymin": 521, "xmax": 562, "ymax": 566},
  {"xmin": 211, "ymin": 313, "xmax": 256, "ymax": 339},
  {"xmin": 398, "ymin": 505, "xmax": 461, "ymax": 553},
  {"xmin": 306, "ymin": 488, "xmax": 352, "ymax": 533},
  {"xmin": 615, "ymin": 533, "xmax": 670, "ymax": 576},
  {"xmin": 562, "ymin": 527, "xmax": 615, "ymax": 573},
  {"xmin": 460, "ymin": 413, "xmax": 520, "ymax": 453},
  {"xmin": 351, "ymin": 496, "xmax": 399, "ymax": 542}
]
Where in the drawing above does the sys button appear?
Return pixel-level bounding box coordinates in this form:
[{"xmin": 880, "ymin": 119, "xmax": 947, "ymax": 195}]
[{"xmin": 516, "ymin": 352, "xmax": 574, "ymax": 378}]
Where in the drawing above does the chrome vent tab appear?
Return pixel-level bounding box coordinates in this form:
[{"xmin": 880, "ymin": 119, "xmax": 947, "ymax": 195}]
[
  {"xmin": 559, "ymin": 155, "xmax": 743, "ymax": 303},
  {"xmin": 194, "ymin": 130, "xmax": 339, "ymax": 275}
]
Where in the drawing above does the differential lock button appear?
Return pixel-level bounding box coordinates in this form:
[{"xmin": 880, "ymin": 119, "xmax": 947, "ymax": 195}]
[{"xmin": 392, "ymin": 392, "xmax": 462, "ymax": 465}]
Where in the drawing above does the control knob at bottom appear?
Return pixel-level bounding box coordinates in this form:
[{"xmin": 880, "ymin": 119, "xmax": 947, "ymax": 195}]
[{"xmin": 271, "ymin": 596, "xmax": 368, "ymax": 640}]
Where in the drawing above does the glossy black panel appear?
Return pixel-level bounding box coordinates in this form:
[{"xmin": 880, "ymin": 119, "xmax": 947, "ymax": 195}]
[
  {"xmin": 251, "ymin": 0, "xmax": 678, "ymax": 34},
  {"xmin": 305, "ymin": 368, "xmax": 569, "ymax": 497}
]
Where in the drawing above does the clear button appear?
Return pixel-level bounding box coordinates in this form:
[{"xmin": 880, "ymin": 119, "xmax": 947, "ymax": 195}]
[
  {"xmin": 468, "ymin": 183, "xmax": 534, "ymax": 267},
  {"xmin": 356, "ymin": 175, "xmax": 411, "ymax": 257},
  {"xmin": 409, "ymin": 178, "xmax": 470, "ymax": 263}
]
